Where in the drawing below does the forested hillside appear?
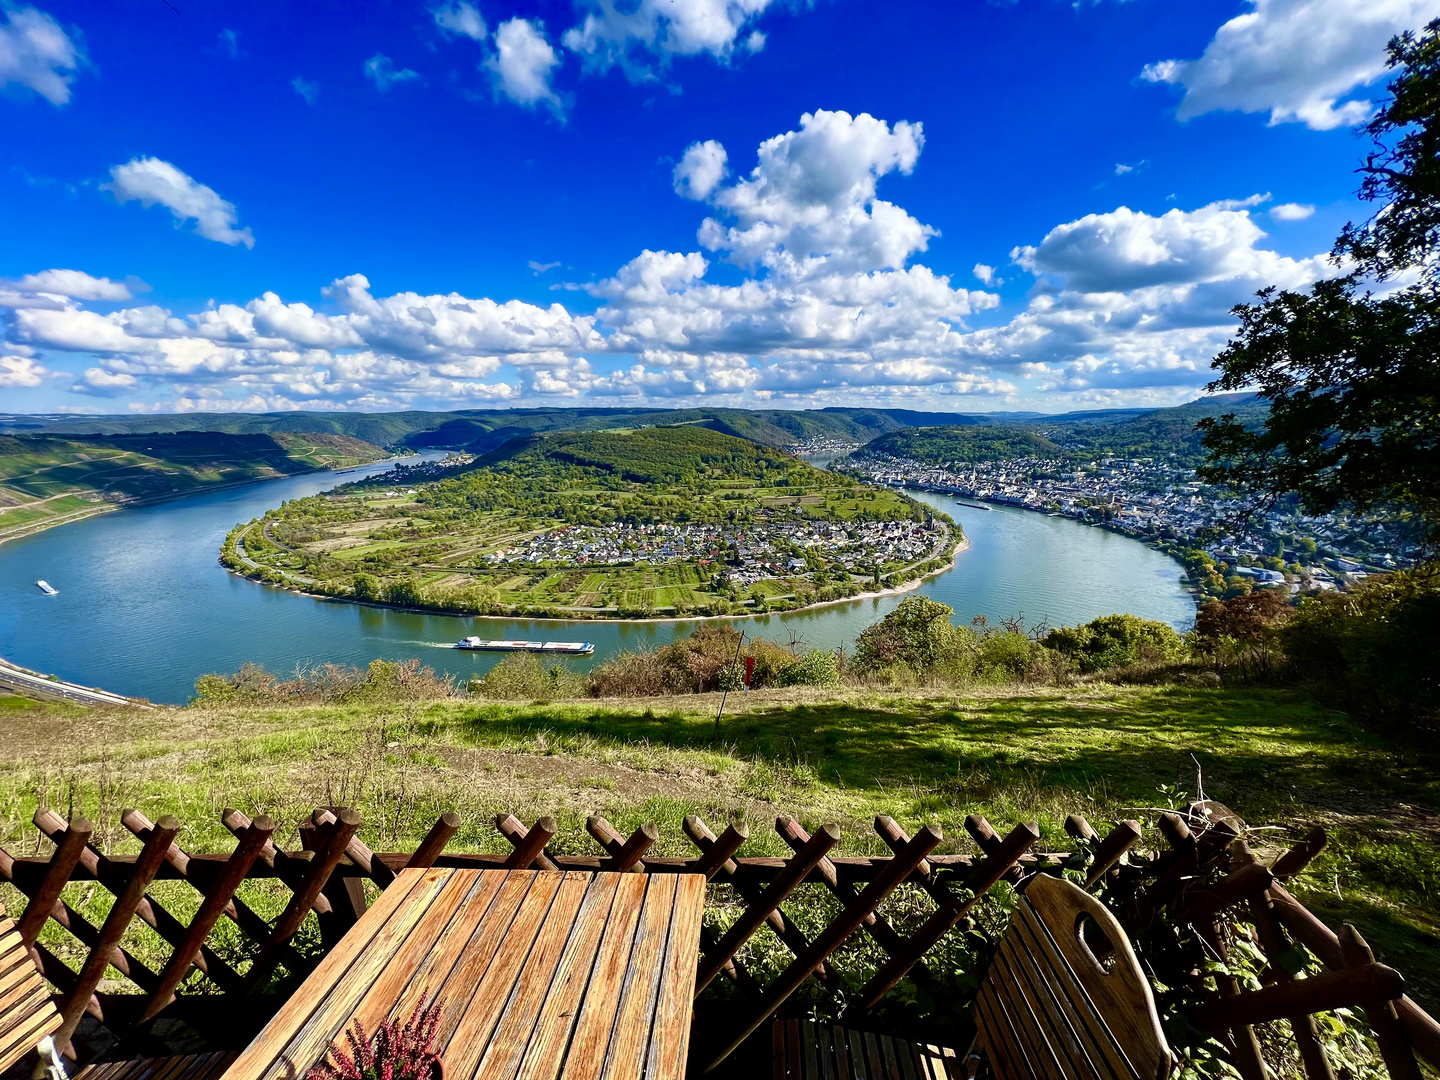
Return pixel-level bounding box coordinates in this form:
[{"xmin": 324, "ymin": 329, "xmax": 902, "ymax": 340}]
[
  {"xmin": 0, "ymin": 404, "xmax": 990, "ymax": 452},
  {"xmin": 0, "ymin": 431, "xmax": 386, "ymax": 540},
  {"xmin": 860, "ymin": 394, "xmax": 1266, "ymax": 466}
]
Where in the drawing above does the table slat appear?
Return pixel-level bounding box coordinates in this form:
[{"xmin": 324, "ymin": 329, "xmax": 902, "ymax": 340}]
[
  {"xmin": 558, "ymin": 875, "xmax": 649, "ymax": 1080},
  {"xmin": 260, "ymin": 869, "xmax": 455, "ymax": 1080},
  {"xmin": 221, "ymin": 867, "xmax": 434, "ymax": 1080},
  {"xmin": 390, "ymin": 871, "xmax": 509, "ymax": 1023},
  {"xmin": 643, "ymin": 875, "xmax": 706, "ymax": 1080},
  {"xmin": 443, "ymin": 872, "xmax": 566, "ymax": 1080},
  {"xmin": 474, "ymin": 873, "xmax": 594, "ymax": 1080},
  {"xmin": 513, "ymin": 875, "xmax": 624, "ymax": 1080},
  {"xmin": 600, "ymin": 875, "xmax": 678, "ymax": 1080}
]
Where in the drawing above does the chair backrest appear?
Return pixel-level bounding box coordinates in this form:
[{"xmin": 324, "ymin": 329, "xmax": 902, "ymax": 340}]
[
  {"xmin": 0, "ymin": 902, "xmax": 62, "ymax": 1073},
  {"xmin": 974, "ymin": 875, "xmax": 1171, "ymax": 1080}
]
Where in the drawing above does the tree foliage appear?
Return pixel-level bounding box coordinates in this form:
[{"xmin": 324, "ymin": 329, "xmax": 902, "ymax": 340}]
[{"xmin": 1199, "ymin": 22, "xmax": 1440, "ymax": 535}]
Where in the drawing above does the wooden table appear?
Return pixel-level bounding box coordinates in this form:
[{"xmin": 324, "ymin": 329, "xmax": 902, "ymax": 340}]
[{"xmin": 221, "ymin": 868, "xmax": 706, "ymax": 1080}]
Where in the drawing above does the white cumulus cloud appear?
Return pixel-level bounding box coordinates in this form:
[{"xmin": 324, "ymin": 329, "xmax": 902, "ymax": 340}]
[
  {"xmin": 673, "ymin": 139, "xmax": 729, "ymax": 201},
  {"xmin": 103, "ymin": 158, "xmax": 255, "ymax": 248},
  {"xmin": 1142, "ymin": 0, "xmax": 1432, "ymax": 131},
  {"xmin": 11, "ymin": 269, "xmax": 137, "ymax": 300},
  {"xmin": 364, "ymin": 54, "xmax": 421, "ymax": 91},
  {"xmin": 0, "ymin": 354, "xmax": 52, "ymax": 387},
  {"xmin": 433, "ymin": 1, "xmax": 487, "ymax": 40},
  {"xmin": 563, "ymin": 0, "xmax": 774, "ymax": 78},
  {"xmin": 696, "ymin": 109, "xmax": 932, "ymax": 277},
  {"xmin": 0, "ymin": 5, "xmax": 81, "ymax": 105},
  {"xmin": 1270, "ymin": 202, "xmax": 1315, "ymax": 221},
  {"xmin": 485, "ymin": 18, "xmax": 562, "ymax": 113}
]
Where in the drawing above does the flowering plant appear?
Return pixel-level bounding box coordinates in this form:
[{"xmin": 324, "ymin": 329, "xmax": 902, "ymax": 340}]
[{"xmin": 306, "ymin": 995, "xmax": 444, "ymax": 1080}]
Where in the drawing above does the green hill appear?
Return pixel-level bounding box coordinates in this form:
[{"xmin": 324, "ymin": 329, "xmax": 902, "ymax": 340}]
[
  {"xmin": 856, "ymin": 394, "xmax": 1267, "ymax": 467},
  {"xmin": 0, "ymin": 431, "xmax": 387, "ymax": 541},
  {"xmin": 476, "ymin": 425, "xmax": 817, "ymax": 486},
  {"xmin": 861, "ymin": 426, "xmax": 1064, "ymax": 464}
]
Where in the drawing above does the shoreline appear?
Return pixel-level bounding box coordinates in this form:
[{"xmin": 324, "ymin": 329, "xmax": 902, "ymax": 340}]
[
  {"xmin": 224, "ymin": 529, "xmax": 971, "ymax": 626},
  {"xmin": 0, "ymin": 458, "xmax": 400, "ymax": 550},
  {"xmin": 895, "ymin": 485, "xmax": 1206, "ymax": 609}
]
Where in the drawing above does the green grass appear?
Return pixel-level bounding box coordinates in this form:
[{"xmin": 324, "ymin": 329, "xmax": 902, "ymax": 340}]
[{"xmin": 0, "ymin": 681, "xmax": 1434, "ymax": 1011}]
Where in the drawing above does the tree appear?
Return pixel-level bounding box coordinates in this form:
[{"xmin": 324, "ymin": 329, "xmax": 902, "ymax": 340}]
[{"xmin": 1198, "ymin": 21, "xmax": 1440, "ymax": 537}]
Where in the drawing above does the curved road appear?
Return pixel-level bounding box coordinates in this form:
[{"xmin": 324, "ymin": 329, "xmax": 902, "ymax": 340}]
[{"xmin": 0, "ymin": 657, "xmax": 145, "ymax": 707}]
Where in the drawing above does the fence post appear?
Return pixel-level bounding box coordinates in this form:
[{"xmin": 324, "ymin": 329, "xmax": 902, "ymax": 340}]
[{"xmin": 54, "ymin": 816, "xmax": 181, "ymax": 1055}]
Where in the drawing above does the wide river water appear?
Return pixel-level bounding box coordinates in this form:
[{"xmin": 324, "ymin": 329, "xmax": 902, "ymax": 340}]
[{"xmin": 0, "ymin": 458, "xmax": 1195, "ymax": 703}]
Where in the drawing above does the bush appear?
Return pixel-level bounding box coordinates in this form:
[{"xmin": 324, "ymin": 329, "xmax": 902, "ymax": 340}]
[
  {"xmin": 1280, "ymin": 564, "xmax": 1440, "ymax": 726},
  {"xmin": 1042, "ymin": 614, "xmax": 1186, "ymax": 673},
  {"xmin": 851, "ymin": 596, "xmax": 978, "ymax": 679},
  {"xmin": 192, "ymin": 659, "xmax": 455, "ymax": 705},
  {"xmin": 1193, "ymin": 589, "xmax": 1293, "ymax": 642},
  {"xmin": 471, "ymin": 653, "xmax": 582, "ymax": 700},
  {"xmin": 583, "ymin": 649, "xmax": 676, "ymax": 697},
  {"xmin": 582, "ymin": 624, "xmax": 845, "ymax": 697}
]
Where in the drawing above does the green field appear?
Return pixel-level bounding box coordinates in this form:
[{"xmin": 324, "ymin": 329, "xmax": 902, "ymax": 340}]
[
  {"xmin": 226, "ymin": 426, "xmax": 958, "ymax": 619},
  {"xmin": 0, "ymin": 431, "xmax": 388, "ymax": 541},
  {"xmin": 1, "ymin": 680, "xmax": 1434, "ymax": 1011}
]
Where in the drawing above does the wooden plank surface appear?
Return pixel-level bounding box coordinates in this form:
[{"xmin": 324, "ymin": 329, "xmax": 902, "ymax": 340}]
[{"xmin": 222, "ymin": 869, "xmax": 705, "ymax": 1080}]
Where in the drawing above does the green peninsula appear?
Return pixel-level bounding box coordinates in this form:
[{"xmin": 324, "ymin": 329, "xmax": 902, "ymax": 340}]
[{"xmin": 224, "ymin": 426, "xmax": 959, "ymax": 618}]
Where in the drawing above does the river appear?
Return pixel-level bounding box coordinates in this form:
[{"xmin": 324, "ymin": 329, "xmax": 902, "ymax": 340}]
[{"xmin": 0, "ymin": 459, "xmax": 1195, "ymax": 703}]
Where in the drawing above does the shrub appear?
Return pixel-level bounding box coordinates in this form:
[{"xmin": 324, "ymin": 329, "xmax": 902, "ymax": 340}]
[
  {"xmin": 470, "ymin": 653, "xmax": 582, "ymax": 700},
  {"xmin": 191, "ymin": 659, "xmax": 455, "ymax": 706},
  {"xmin": 851, "ymin": 596, "xmax": 978, "ymax": 679},
  {"xmin": 1192, "ymin": 589, "xmax": 1293, "ymax": 642},
  {"xmin": 1280, "ymin": 564, "xmax": 1440, "ymax": 726},
  {"xmin": 1042, "ymin": 614, "xmax": 1186, "ymax": 673},
  {"xmin": 975, "ymin": 630, "xmax": 1036, "ymax": 681},
  {"xmin": 583, "ymin": 649, "xmax": 677, "ymax": 697}
]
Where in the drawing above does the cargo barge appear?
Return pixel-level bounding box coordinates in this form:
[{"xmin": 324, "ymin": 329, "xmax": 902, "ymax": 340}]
[{"xmin": 455, "ymin": 637, "xmax": 595, "ymax": 655}]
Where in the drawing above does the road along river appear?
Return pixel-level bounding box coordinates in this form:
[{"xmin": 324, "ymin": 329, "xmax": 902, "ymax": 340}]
[{"xmin": 0, "ymin": 460, "xmax": 1194, "ymax": 703}]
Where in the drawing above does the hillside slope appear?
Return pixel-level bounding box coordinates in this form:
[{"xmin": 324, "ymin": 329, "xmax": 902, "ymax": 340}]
[
  {"xmin": 3, "ymin": 681, "xmax": 1433, "ymax": 1009},
  {"xmin": 0, "ymin": 431, "xmax": 387, "ymax": 541},
  {"xmin": 859, "ymin": 393, "xmax": 1266, "ymax": 466}
]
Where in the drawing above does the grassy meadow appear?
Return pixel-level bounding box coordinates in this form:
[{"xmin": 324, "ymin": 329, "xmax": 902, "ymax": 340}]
[{"xmin": 1, "ymin": 680, "xmax": 1435, "ymax": 1011}]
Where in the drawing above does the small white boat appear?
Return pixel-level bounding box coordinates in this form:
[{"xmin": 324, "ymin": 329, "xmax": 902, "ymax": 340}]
[
  {"xmin": 35, "ymin": 581, "xmax": 58, "ymax": 596},
  {"xmin": 455, "ymin": 636, "xmax": 594, "ymax": 655}
]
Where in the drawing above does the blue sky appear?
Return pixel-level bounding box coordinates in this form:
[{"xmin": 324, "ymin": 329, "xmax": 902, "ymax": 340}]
[{"xmin": 0, "ymin": 0, "xmax": 1427, "ymax": 415}]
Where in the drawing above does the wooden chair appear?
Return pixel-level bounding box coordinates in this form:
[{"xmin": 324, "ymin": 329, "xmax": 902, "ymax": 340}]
[
  {"xmin": 0, "ymin": 903, "xmax": 237, "ymax": 1080},
  {"xmin": 0, "ymin": 906, "xmax": 62, "ymax": 1074},
  {"xmin": 773, "ymin": 1018, "xmax": 960, "ymax": 1080},
  {"xmin": 971, "ymin": 873, "xmax": 1171, "ymax": 1080}
]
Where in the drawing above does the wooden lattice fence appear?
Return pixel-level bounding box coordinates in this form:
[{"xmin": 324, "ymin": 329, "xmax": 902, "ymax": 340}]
[{"xmin": 0, "ymin": 805, "xmax": 1435, "ymax": 1078}]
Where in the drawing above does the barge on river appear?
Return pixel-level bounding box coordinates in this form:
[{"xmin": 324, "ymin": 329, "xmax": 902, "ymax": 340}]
[{"xmin": 455, "ymin": 637, "xmax": 595, "ymax": 655}]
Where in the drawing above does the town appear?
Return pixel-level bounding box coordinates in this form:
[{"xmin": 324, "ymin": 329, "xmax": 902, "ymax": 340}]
[
  {"xmin": 843, "ymin": 449, "xmax": 1418, "ymax": 601},
  {"xmin": 486, "ymin": 516, "xmax": 949, "ymax": 587}
]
